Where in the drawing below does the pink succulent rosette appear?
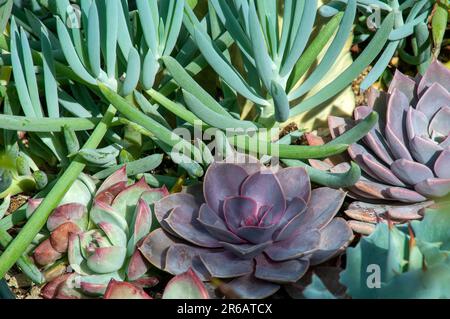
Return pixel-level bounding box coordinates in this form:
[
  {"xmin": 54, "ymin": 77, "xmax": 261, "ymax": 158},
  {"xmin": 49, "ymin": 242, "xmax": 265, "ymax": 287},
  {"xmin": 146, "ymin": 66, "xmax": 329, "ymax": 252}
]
[{"xmin": 31, "ymin": 168, "xmax": 168, "ymax": 299}]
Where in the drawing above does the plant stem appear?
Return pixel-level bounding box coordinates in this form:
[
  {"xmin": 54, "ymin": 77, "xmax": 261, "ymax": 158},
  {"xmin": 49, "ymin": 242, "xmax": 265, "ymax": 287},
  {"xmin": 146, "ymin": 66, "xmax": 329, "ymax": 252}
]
[
  {"xmin": 0, "ymin": 114, "xmax": 105, "ymax": 132},
  {"xmin": 0, "ymin": 105, "xmax": 116, "ymax": 279},
  {"xmin": 0, "ymin": 229, "xmax": 44, "ymax": 284}
]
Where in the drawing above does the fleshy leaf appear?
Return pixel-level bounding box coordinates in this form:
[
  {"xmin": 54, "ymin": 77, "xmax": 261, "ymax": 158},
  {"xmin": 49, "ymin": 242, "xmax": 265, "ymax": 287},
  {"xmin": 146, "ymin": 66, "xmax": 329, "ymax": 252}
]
[{"xmin": 162, "ymin": 269, "xmax": 209, "ymax": 299}]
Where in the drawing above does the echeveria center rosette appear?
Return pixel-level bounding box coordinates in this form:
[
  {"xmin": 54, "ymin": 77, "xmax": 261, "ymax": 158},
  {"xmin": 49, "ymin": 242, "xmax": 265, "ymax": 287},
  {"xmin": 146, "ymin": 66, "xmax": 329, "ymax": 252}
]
[
  {"xmin": 308, "ymin": 60, "xmax": 450, "ymax": 235},
  {"xmin": 139, "ymin": 154, "xmax": 353, "ymax": 299}
]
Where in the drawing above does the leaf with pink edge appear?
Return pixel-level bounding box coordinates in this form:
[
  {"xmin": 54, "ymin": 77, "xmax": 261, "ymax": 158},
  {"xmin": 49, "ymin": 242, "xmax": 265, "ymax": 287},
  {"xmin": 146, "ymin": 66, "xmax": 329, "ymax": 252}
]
[
  {"xmin": 98, "ymin": 222, "xmax": 127, "ymax": 247},
  {"xmin": 90, "ymin": 201, "xmax": 128, "ymax": 233},
  {"xmin": 47, "ymin": 203, "xmax": 88, "ymax": 232},
  {"xmin": 127, "ymin": 199, "xmax": 152, "ymax": 256},
  {"xmin": 50, "ymin": 222, "xmax": 81, "ymax": 253},
  {"xmin": 33, "ymin": 238, "xmax": 63, "ymax": 266},
  {"xmin": 112, "ymin": 178, "xmax": 153, "ymax": 225},
  {"xmin": 163, "ymin": 269, "xmax": 210, "ymax": 299},
  {"xmin": 127, "ymin": 250, "xmax": 150, "ymax": 281},
  {"xmin": 86, "ymin": 246, "xmax": 127, "ymax": 274},
  {"xmin": 104, "ymin": 280, "xmax": 152, "ymax": 299}
]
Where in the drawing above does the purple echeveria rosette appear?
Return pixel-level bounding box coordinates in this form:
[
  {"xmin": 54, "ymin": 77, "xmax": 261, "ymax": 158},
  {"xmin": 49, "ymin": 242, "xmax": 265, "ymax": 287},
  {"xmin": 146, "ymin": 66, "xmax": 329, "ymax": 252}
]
[
  {"xmin": 139, "ymin": 155, "xmax": 353, "ymax": 299},
  {"xmin": 318, "ymin": 60, "xmax": 450, "ymax": 234}
]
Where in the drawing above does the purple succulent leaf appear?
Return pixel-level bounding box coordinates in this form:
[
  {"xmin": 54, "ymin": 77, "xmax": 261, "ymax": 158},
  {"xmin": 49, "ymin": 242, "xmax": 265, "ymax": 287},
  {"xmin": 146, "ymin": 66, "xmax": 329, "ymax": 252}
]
[
  {"xmin": 127, "ymin": 199, "xmax": 152, "ymax": 255},
  {"xmin": 226, "ymin": 274, "xmax": 280, "ymax": 299},
  {"xmin": 104, "ymin": 280, "xmax": 152, "ymax": 299},
  {"xmin": 386, "ymin": 186, "xmax": 429, "ymax": 202},
  {"xmin": 265, "ymin": 230, "xmax": 320, "ymax": 261},
  {"xmin": 352, "ymin": 178, "xmax": 426, "ymax": 202},
  {"xmin": 417, "ymin": 59, "xmax": 450, "ymax": 94},
  {"xmin": 388, "ymin": 69, "xmax": 417, "ymax": 103},
  {"xmin": 90, "ymin": 201, "xmax": 128, "ymax": 233},
  {"xmin": 220, "ymin": 241, "xmax": 272, "ymax": 259},
  {"xmin": 154, "ymin": 193, "xmax": 199, "ymax": 234},
  {"xmin": 390, "ymin": 159, "xmax": 434, "ymax": 185},
  {"xmin": 435, "ymin": 150, "xmax": 450, "ymax": 179},
  {"xmin": 331, "ymin": 162, "xmax": 353, "ymax": 174},
  {"xmin": 240, "ymin": 171, "xmax": 286, "ymax": 223},
  {"xmin": 199, "ymin": 251, "xmax": 253, "ymax": 278},
  {"xmin": 386, "ymin": 204, "xmax": 431, "ymax": 220},
  {"xmin": 236, "ymin": 223, "xmax": 278, "ymax": 244},
  {"xmin": 33, "ymin": 238, "xmax": 63, "ymax": 266},
  {"xmin": 26, "ymin": 198, "xmax": 42, "ymax": 219},
  {"xmin": 409, "ymin": 135, "xmax": 443, "ymax": 165},
  {"xmin": 350, "ymin": 179, "xmax": 394, "ymax": 200},
  {"xmin": 127, "ymin": 250, "xmax": 150, "ymax": 281},
  {"xmin": 163, "ymin": 268, "xmax": 210, "ymax": 299},
  {"xmin": 416, "ymin": 83, "xmax": 450, "ymax": 120},
  {"xmin": 277, "ymin": 197, "xmax": 308, "ymax": 229},
  {"xmin": 164, "ymin": 244, "xmax": 212, "ymax": 281},
  {"xmin": 385, "ymin": 89, "xmax": 413, "ymax": 161},
  {"xmin": 309, "ymin": 218, "xmax": 353, "ymax": 266},
  {"xmin": 345, "ymin": 200, "xmax": 429, "ymax": 223},
  {"xmin": 50, "ymin": 222, "xmax": 81, "ymax": 253},
  {"xmin": 355, "ymin": 106, "xmax": 394, "ymax": 165},
  {"xmin": 97, "ymin": 222, "xmax": 127, "ymax": 248},
  {"xmin": 309, "ymin": 159, "xmax": 333, "ymax": 171},
  {"xmin": 254, "ymin": 254, "xmax": 309, "ymax": 284},
  {"xmin": 298, "ymin": 188, "xmax": 346, "ymax": 231},
  {"xmin": 414, "ymin": 178, "xmax": 450, "ymax": 197},
  {"xmin": 354, "ymin": 105, "xmax": 374, "ymax": 121},
  {"xmin": 348, "ymin": 221, "xmax": 376, "ymax": 235},
  {"xmin": 328, "ymin": 116, "xmax": 355, "ymax": 139},
  {"xmin": 86, "ymin": 246, "xmax": 127, "ymax": 274},
  {"xmin": 139, "ymin": 228, "xmax": 178, "ymax": 270},
  {"xmin": 204, "ymin": 163, "xmax": 249, "ymax": 216},
  {"xmin": 406, "ymin": 107, "xmax": 429, "ymax": 140},
  {"xmin": 197, "ymin": 204, "xmax": 246, "ymax": 244},
  {"xmin": 275, "ymin": 198, "xmax": 309, "ymax": 242},
  {"xmin": 165, "ymin": 205, "xmax": 221, "ymax": 248},
  {"xmin": 429, "ymin": 106, "xmax": 450, "ymax": 137},
  {"xmin": 275, "ymin": 167, "xmax": 311, "ymax": 202},
  {"xmin": 47, "ymin": 203, "xmax": 88, "ymax": 232},
  {"xmin": 223, "ymin": 196, "xmax": 259, "ymax": 232},
  {"xmin": 348, "ymin": 144, "xmax": 406, "ymax": 187},
  {"xmin": 111, "ymin": 178, "xmax": 153, "ymax": 225}
]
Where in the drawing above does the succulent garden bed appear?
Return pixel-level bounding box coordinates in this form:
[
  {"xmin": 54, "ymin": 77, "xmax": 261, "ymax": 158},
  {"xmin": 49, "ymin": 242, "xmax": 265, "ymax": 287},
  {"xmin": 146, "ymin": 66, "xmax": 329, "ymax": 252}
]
[{"xmin": 0, "ymin": 0, "xmax": 450, "ymax": 300}]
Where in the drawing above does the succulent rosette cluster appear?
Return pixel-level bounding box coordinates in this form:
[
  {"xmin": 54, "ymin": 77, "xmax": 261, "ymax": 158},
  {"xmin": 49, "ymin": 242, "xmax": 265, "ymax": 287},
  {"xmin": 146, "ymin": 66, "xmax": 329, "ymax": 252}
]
[
  {"xmin": 308, "ymin": 60, "xmax": 450, "ymax": 234},
  {"xmin": 29, "ymin": 167, "xmax": 168, "ymax": 299},
  {"xmin": 139, "ymin": 154, "xmax": 353, "ymax": 299}
]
